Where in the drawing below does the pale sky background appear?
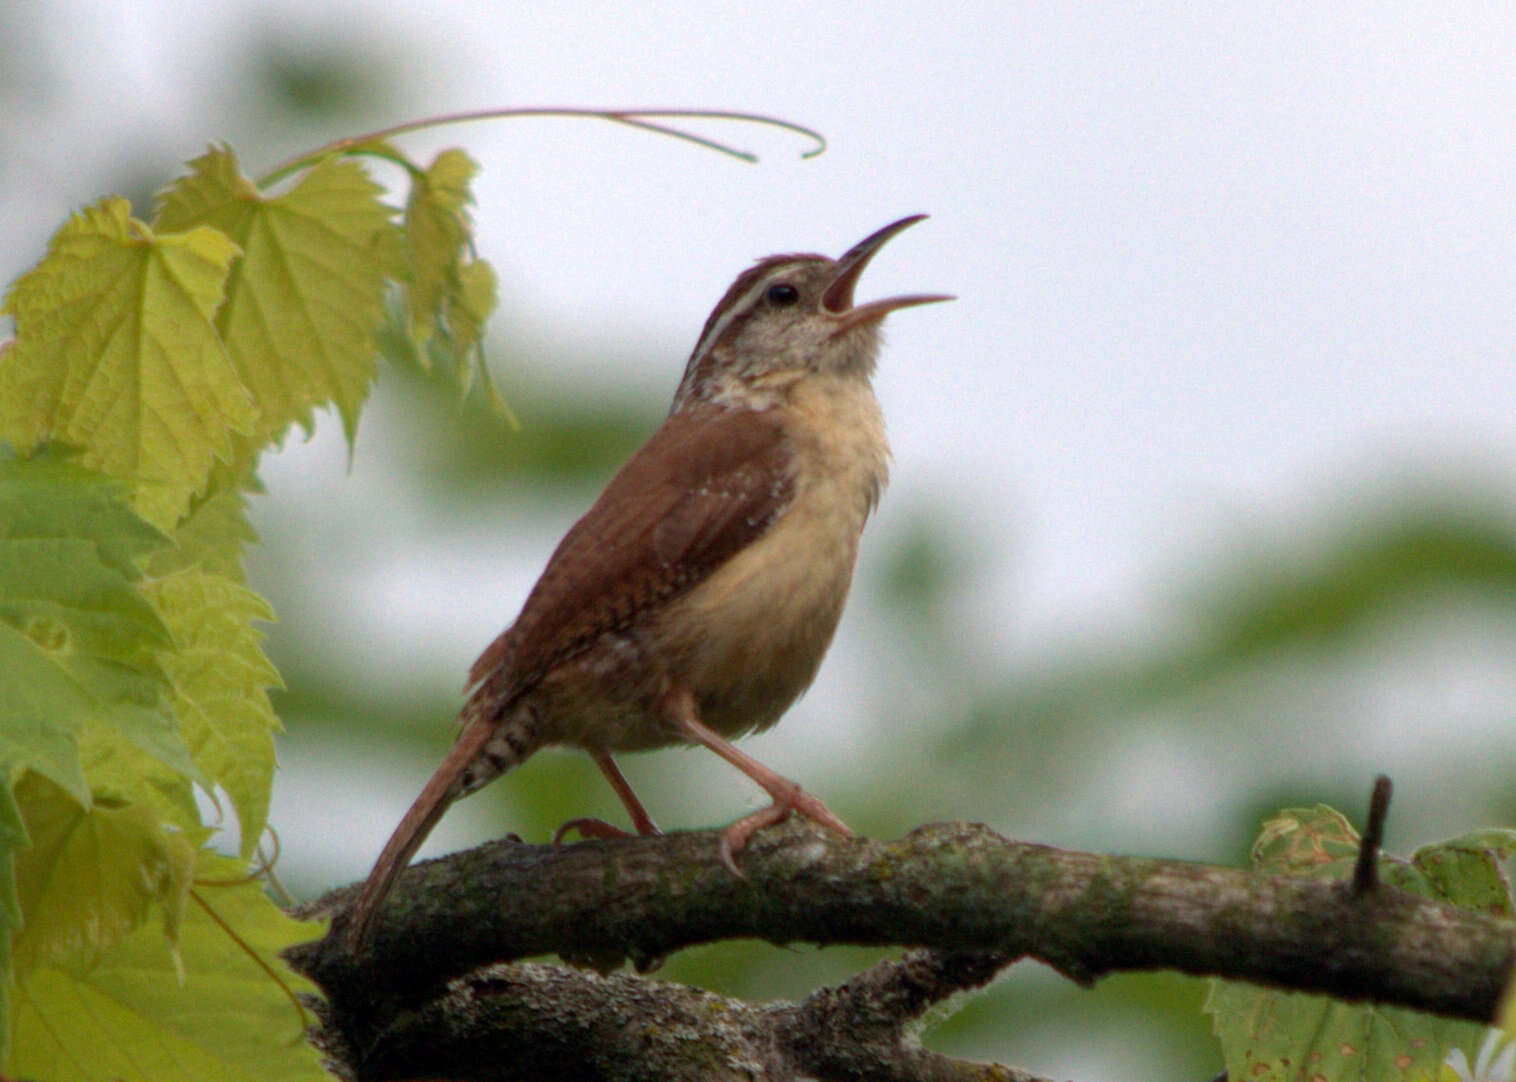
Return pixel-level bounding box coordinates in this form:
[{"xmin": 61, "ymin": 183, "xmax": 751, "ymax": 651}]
[
  {"xmin": 7, "ymin": 3, "xmax": 1513, "ymax": 646},
  {"xmin": 4, "ymin": 5, "xmax": 1515, "ymax": 1075}
]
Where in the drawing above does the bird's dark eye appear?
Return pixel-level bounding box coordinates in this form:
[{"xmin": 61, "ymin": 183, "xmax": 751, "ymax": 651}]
[{"xmin": 765, "ymin": 282, "xmax": 800, "ymax": 306}]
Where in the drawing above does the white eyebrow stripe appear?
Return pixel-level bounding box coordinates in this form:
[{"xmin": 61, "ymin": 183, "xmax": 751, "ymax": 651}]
[{"xmin": 688, "ymin": 268, "xmax": 787, "ymax": 362}]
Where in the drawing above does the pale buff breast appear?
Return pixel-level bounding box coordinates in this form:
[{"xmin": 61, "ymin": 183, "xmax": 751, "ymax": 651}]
[
  {"xmin": 536, "ymin": 374, "xmax": 889, "ymax": 753},
  {"xmin": 650, "ymin": 374, "xmax": 889, "ymax": 738}
]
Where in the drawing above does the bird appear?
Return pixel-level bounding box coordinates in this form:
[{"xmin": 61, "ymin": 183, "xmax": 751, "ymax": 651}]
[{"xmin": 347, "ymin": 215, "xmax": 950, "ymax": 948}]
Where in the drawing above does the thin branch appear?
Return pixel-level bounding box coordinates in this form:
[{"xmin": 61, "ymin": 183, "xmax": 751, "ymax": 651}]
[
  {"xmin": 1352, "ymin": 774, "xmax": 1394, "ymax": 896},
  {"xmin": 781, "ymin": 949, "xmax": 1044, "ymax": 1082},
  {"xmin": 257, "ymin": 107, "xmax": 826, "ymax": 186},
  {"xmin": 288, "ymin": 817, "xmax": 1516, "ymax": 1079}
]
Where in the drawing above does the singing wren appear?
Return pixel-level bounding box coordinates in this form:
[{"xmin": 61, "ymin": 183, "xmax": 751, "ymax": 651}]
[{"xmin": 349, "ymin": 215, "xmax": 951, "ymax": 947}]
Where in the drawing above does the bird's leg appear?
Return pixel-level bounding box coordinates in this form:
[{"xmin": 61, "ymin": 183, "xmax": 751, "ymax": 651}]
[
  {"xmin": 553, "ymin": 751, "xmax": 662, "ymax": 843},
  {"xmin": 593, "ymin": 751, "xmax": 662, "ymax": 835},
  {"xmin": 661, "ymin": 686, "xmax": 852, "ymax": 874}
]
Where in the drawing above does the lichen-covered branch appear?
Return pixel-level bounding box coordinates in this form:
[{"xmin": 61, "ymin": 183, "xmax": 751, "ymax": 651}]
[
  {"xmin": 287, "ymin": 819, "xmax": 1516, "ymax": 1080},
  {"xmin": 316, "ymin": 950, "xmax": 1044, "ymax": 1082}
]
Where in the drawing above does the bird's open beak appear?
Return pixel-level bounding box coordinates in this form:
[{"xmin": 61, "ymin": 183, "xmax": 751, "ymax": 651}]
[{"xmin": 822, "ymin": 214, "xmax": 954, "ymax": 334}]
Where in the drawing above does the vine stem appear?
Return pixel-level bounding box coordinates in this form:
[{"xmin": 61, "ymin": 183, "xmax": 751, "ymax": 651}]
[{"xmin": 256, "ymin": 106, "xmax": 827, "ymax": 187}]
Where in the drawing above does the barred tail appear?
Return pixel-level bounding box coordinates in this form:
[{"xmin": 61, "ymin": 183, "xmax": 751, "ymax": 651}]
[{"xmin": 346, "ymin": 708, "xmax": 532, "ymax": 950}]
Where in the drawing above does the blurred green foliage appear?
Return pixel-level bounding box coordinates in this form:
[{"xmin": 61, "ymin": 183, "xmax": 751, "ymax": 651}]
[{"xmin": 378, "ymin": 359, "xmax": 655, "ymax": 497}]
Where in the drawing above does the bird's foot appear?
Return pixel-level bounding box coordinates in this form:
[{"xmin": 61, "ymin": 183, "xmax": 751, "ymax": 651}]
[{"xmin": 717, "ymin": 780, "xmax": 852, "ymax": 876}]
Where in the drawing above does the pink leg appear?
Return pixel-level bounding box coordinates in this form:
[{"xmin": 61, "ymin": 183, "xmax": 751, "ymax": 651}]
[
  {"xmin": 662, "ymin": 686, "xmax": 852, "ymax": 874},
  {"xmin": 553, "ymin": 751, "xmax": 662, "ymax": 844}
]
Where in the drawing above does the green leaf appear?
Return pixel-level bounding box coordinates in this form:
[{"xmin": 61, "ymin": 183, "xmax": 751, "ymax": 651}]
[
  {"xmin": 9, "ymin": 849, "xmax": 328, "ymax": 1082},
  {"xmin": 1207, "ymin": 806, "xmax": 1498, "ymax": 1081},
  {"xmin": 0, "ymin": 452, "xmax": 183, "ymax": 804},
  {"xmin": 147, "ymin": 474, "xmax": 261, "ymax": 584},
  {"xmin": 392, "ymin": 148, "xmax": 500, "ymax": 401},
  {"xmin": 76, "ymin": 721, "xmax": 202, "ymax": 835},
  {"xmin": 1206, "ymin": 982, "xmax": 1479, "ymax": 1082},
  {"xmin": 1407, "ymin": 830, "xmax": 1516, "ymax": 920},
  {"xmin": 0, "ymin": 199, "xmax": 256, "ymax": 528},
  {"xmin": 154, "ymin": 145, "xmax": 398, "ymax": 446},
  {"xmin": 141, "ymin": 571, "xmax": 281, "ymax": 858},
  {"xmin": 451, "ymin": 257, "xmax": 499, "ymax": 362},
  {"xmin": 0, "ymin": 777, "xmax": 26, "ymax": 1061},
  {"xmin": 0, "ymin": 780, "xmax": 26, "ymax": 927},
  {"xmin": 1250, "ymin": 803, "xmax": 1363, "ymax": 874},
  {"xmin": 11, "ymin": 772, "xmax": 196, "ymax": 980},
  {"xmin": 0, "ymin": 623, "xmax": 96, "ymax": 804},
  {"xmin": 404, "ymin": 148, "xmax": 478, "ymax": 346}
]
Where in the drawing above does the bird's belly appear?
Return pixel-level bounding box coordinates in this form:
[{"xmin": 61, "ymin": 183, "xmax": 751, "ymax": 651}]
[
  {"xmin": 653, "ymin": 489, "xmax": 864, "ymax": 739},
  {"xmin": 533, "ymin": 496, "xmax": 864, "ymax": 753},
  {"xmin": 533, "ymin": 378, "xmax": 885, "ymax": 754}
]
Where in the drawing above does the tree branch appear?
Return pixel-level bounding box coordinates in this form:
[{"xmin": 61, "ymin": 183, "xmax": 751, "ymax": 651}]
[
  {"xmin": 288, "ymin": 819, "xmax": 1516, "ymax": 1080},
  {"xmin": 313, "ymin": 950, "xmax": 1043, "ymax": 1082}
]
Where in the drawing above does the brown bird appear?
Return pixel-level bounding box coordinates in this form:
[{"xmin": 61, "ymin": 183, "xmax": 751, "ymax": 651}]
[{"xmin": 348, "ymin": 215, "xmax": 950, "ymax": 947}]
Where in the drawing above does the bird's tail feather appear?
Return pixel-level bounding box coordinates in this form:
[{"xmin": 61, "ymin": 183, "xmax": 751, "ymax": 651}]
[{"xmin": 346, "ymin": 711, "xmax": 527, "ymax": 949}]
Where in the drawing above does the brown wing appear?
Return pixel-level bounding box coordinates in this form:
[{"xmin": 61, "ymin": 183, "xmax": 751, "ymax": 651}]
[{"xmin": 467, "ymin": 403, "xmax": 793, "ymax": 695}]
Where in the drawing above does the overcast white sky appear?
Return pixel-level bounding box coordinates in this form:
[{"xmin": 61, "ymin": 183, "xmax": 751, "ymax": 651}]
[{"xmin": 6, "ymin": 3, "xmax": 1514, "ymax": 658}]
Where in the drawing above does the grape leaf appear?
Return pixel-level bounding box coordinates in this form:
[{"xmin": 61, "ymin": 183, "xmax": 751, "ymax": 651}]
[
  {"xmin": 0, "ymin": 781, "xmax": 26, "ymax": 926},
  {"xmin": 0, "ymin": 452, "xmax": 184, "ymax": 803},
  {"xmin": 147, "ymin": 473, "xmax": 261, "ymax": 584},
  {"xmin": 10, "ymin": 772, "xmax": 197, "ymax": 980},
  {"xmin": 378, "ymin": 149, "xmax": 501, "ymax": 406},
  {"xmin": 0, "ymin": 453, "xmax": 202, "ymax": 1053},
  {"xmin": 0, "ymin": 779, "xmax": 25, "ymax": 1063},
  {"xmin": 154, "ymin": 145, "xmax": 398, "ymax": 446},
  {"xmin": 1408, "ymin": 830, "xmax": 1516, "ymax": 918},
  {"xmin": 451, "ymin": 256, "xmax": 499, "ymax": 365},
  {"xmin": 1250, "ymin": 802, "xmax": 1363, "ymax": 873},
  {"xmin": 405, "ymin": 150, "xmax": 498, "ymax": 354},
  {"xmin": 141, "ymin": 570, "xmax": 281, "ymax": 858},
  {"xmin": 404, "ymin": 148, "xmax": 480, "ymax": 347},
  {"xmin": 1207, "ymin": 806, "xmax": 1499, "ymax": 1082},
  {"xmin": 76, "ymin": 720, "xmax": 202, "ymax": 834},
  {"xmin": 0, "ymin": 624, "xmax": 96, "ymax": 804},
  {"xmin": 0, "ymin": 200, "xmax": 256, "ymax": 527},
  {"xmin": 9, "ymin": 849, "xmax": 328, "ymax": 1082}
]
